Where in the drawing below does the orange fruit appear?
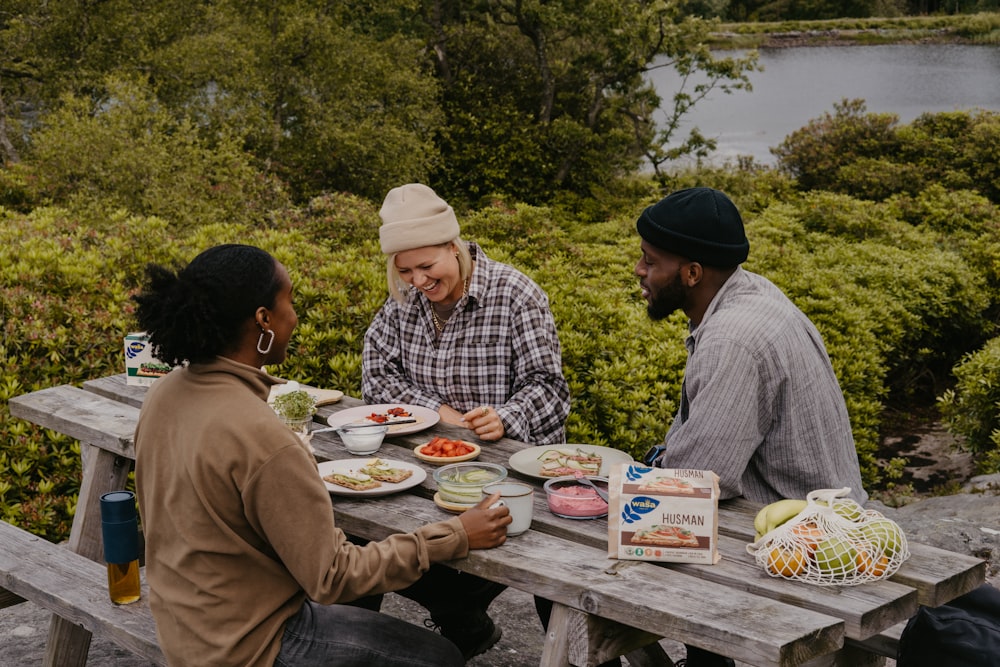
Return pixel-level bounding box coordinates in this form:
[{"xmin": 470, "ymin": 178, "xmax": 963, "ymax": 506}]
[
  {"xmin": 856, "ymin": 550, "xmax": 891, "ymax": 577},
  {"xmin": 767, "ymin": 545, "xmax": 808, "ymax": 577},
  {"xmin": 789, "ymin": 521, "xmax": 826, "ymax": 552}
]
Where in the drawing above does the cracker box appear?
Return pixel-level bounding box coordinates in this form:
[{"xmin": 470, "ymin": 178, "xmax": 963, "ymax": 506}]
[
  {"xmin": 608, "ymin": 464, "xmax": 720, "ymax": 564},
  {"xmin": 124, "ymin": 332, "xmax": 172, "ymax": 386}
]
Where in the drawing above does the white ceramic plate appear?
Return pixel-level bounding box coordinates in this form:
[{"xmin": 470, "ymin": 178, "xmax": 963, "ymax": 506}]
[
  {"xmin": 324, "ymin": 404, "xmax": 439, "ymax": 436},
  {"xmin": 318, "ymin": 459, "xmax": 426, "ymax": 497},
  {"xmin": 509, "ymin": 445, "xmax": 634, "ymax": 480}
]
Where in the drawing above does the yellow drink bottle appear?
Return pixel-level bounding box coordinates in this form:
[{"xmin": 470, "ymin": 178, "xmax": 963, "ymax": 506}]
[{"xmin": 100, "ymin": 491, "xmax": 141, "ymax": 605}]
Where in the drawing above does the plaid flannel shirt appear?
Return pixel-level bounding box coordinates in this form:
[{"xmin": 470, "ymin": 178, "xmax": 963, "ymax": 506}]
[{"xmin": 362, "ymin": 243, "xmax": 569, "ymax": 445}]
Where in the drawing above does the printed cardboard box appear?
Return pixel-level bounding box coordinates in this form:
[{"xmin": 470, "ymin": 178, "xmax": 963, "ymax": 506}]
[
  {"xmin": 608, "ymin": 464, "xmax": 720, "ymax": 564},
  {"xmin": 124, "ymin": 332, "xmax": 172, "ymax": 386}
]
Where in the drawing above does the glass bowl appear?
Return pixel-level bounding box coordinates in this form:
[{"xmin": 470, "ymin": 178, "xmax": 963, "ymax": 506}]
[
  {"xmin": 337, "ymin": 425, "xmax": 389, "ymax": 455},
  {"xmin": 433, "ymin": 462, "xmax": 507, "ymax": 506},
  {"xmin": 543, "ymin": 476, "xmax": 609, "ymax": 519}
]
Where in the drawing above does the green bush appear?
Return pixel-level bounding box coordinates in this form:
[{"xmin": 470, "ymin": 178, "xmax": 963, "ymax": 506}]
[
  {"xmin": 775, "ymin": 102, "xmax": 1000, "ymax": 205},
  {"xmin": 4, "ymin": 174, "xmax": 999, "ymax": 540},
  {"xmin": 25, "ymin": 76, "xmax": 290, "ymax": 233},
  {"xmin": 938, "ymin": 336, "xmax": 1000, "ymax": 474}
]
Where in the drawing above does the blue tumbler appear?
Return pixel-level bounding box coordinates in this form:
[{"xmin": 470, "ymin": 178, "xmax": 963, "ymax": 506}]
[{"xmin": 100, "ymin": 490, "xmax": 141, "ymax": 604}]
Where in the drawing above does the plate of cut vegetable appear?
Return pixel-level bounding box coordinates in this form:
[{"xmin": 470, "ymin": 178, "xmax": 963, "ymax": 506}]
[
  {"xmin": 508, "ymin": 445, "xmax": 633, "ymax": 480},
  {"xmin": 413, "ymin": 437, "xmax": 481, "ymax": 464}
]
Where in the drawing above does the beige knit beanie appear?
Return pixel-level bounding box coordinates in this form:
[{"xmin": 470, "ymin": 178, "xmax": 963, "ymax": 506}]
[{"xmin": 378, "ymin": 183, "xmax": 460, "ymax": 254}]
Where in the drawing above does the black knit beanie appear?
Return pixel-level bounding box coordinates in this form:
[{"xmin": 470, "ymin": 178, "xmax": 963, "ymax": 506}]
[{"xmin": 636, "ymin": 187, "xmax": 749, "ymax": 267}]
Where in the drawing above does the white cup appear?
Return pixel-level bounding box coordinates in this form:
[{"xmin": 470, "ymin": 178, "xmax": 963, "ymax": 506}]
[{"xmin": 483, "ymin": 482, "xmax": 534, "ymax": 537}]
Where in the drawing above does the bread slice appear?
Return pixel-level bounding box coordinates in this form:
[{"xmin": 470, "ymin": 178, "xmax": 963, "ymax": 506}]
[
  {"xmin": 360, "ymin": 458, "xmax": 413, "ymax": 484},
  {"xmin": 324, "ymin": 472, "xmax": 381, "ymax": 491}
]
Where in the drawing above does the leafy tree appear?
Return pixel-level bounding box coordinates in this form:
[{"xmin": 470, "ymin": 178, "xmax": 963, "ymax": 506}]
[
  {"xmin": 1, "ymin": 0, "xmax": 444, "ymax": 201},
  {"xmin": 148, "ymin": 1, "xmax": 444, "ymax": 200},
  {"xmin": 417, "ymin": 0, "xmax": 759, "ymax": 202}
]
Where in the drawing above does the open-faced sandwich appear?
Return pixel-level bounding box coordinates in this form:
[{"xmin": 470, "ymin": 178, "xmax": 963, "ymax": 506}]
[
  {"xmin": 630, "ymin": 524, "xmax": 699, "ymax": 548},
  {"xmin": 323, "ymin": 469, "xmax": 381, "ymax": 491},
  {"xmin": 637, "ymin": 476, "xmax": 695, "ymax": 493},
  {"xmin": 362, "ymin": 406, "xmax": 414, "ymax": 424},
  {"xmin": 537, "ymin": 447, "xmax": 602, "ymax": 477},
  {"xmin": 359, "ymin": 458, "xmax": 413, "ymax": 484}
]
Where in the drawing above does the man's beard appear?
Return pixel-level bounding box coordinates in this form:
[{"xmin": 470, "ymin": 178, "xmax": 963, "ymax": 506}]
[{"xmin": 647, "ymin": 273, "xmax": 686, "ymax": 321}]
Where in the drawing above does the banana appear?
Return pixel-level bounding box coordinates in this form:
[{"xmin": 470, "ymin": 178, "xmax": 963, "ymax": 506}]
[{"xmin": 753, "ymin": 498, "xmax": 809, "ymax": 540}]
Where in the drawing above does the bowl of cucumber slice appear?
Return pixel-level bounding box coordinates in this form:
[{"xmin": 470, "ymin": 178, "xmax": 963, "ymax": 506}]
[{"xmin": 433, "ymin": 462, "xmax": 508, "ymax": 506}]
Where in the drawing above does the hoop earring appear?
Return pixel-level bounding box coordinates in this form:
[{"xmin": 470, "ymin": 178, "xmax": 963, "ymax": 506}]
[{"xmin": 256, "ymin": 329, "xmax": 275, "ymax": 354}]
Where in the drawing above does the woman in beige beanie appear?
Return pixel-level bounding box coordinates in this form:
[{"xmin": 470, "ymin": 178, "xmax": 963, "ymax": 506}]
[
  {"xmin": 363, "ymin": 183, "xmax": 569, "ymax": 444},
  {"xmin": 360, "ymin": 183, "xmax": 570, "ymax": 658}
]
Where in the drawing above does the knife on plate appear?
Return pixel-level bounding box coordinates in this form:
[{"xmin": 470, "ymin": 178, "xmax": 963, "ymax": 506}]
[{"xmin": 311, "ymin": 419, "xmax": 417, "ymax": 434}]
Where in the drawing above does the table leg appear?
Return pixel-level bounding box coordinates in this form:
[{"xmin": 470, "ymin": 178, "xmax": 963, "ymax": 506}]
[
  {"xmin": 540, "ymin": 602, "xmax": 573, "ymax": 666},
  {"xmin": 43, "ymin": 443, "xmax": 132, "ymax": 667},
  {"xmin": 800, "ymin": 644, "xmax": 887, "ymax": 667},
  {"xmin": 540, "ymin": 601, "xmax": 672, "ymax": 666}
]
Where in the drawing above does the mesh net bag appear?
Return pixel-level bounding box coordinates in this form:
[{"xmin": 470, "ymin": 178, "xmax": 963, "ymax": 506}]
[{"xmin": 746, "ymin": 488, "xmax": 910, "ymax": 586}]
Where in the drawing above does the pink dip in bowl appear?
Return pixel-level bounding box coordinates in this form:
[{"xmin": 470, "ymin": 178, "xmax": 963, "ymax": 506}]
[{"xmin": 544, "ymin": 476, "xmax": 609, "ymax": 519}]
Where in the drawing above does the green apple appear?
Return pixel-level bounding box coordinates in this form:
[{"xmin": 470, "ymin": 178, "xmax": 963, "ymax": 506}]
[
  {"xmin": 830, "ymin": 499, "xmax": 865, "ymax": 522},
  {"xmin": 813, "ymin": 536, "xmax": 859, "ymax": 575},
  {"xmin": 857, "ymin": 518, "xmax": 903, "ymax": 557}
]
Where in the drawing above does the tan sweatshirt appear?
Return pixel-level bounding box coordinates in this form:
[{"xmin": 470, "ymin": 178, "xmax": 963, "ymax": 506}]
[{"xmin": 134, "ymin": 357, "xmax": 468, "ymax": 666}]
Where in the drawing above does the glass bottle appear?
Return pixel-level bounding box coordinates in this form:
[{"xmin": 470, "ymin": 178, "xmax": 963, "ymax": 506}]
[{"xmin": 100, "ymin": 490, "xmax": 141, "ymax": 605}]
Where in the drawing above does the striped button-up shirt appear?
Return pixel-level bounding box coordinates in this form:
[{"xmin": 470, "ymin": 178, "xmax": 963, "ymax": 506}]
[
  {"xmin": 658, "ymin": 268, "xmax": 867, "ymax": 505},
  {"xmin": 363, "ymin": 243, "xmax": 569, "ymax": 445}
]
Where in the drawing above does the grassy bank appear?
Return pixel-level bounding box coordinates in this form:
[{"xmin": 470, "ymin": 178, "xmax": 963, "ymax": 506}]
[{"xmin": 711, "ymin": 12, "xmax": 1000, "ymax": 48}]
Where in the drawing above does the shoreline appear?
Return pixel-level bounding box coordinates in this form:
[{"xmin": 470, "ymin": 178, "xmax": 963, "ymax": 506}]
[{"xmin": 710, "ymin": 27, "xmax": 982, "ymax": 49}]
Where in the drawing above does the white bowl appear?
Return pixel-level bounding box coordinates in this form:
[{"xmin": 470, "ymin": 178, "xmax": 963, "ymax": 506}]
[{"xmin": 337, "ymin": 425, "xmax": 388, "ymax": 455}]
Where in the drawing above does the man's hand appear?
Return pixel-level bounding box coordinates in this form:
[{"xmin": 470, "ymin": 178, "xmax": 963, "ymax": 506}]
[{"xmin": 459, "ymin": 492, "xmax": 511, "ymax": 549}]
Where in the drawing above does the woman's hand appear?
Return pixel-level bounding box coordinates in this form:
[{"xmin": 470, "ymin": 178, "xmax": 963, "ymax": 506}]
[
  {"xmin": 462, "ymin": 405, "xmax": 505, "ymax": 441},
  {"xmin": 438, "ymin": 404, "xmax": 465, "ymax": 426},
  {"xmin": 459, "ymin": 492, "xmax": 511, "ymax": 549}
]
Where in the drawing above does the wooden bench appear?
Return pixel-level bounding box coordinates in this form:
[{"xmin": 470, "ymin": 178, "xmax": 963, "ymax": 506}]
[{"xmin": 0, "ymin": 519, "xmax": 165, "ymax": 665}]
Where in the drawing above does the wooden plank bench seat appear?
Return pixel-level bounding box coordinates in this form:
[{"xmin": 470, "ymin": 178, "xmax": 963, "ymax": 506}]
[
  {"xmin": 0, "ymin": 519, "xmax": 165, "ymax": 665},
  {"xmin": 847, "ymin": 621, "xmax": 905, "ymax": 659}
]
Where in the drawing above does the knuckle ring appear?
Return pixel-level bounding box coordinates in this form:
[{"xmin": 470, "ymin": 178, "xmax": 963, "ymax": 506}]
[{"xmin": 481, "ymin": 406, "xmax": 489, "ymax": 416}]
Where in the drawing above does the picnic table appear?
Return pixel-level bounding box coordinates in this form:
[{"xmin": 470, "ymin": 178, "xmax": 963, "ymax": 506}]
[{"xmin": 4, "ymin": 374, "xmax": 988, "ymax": 667}]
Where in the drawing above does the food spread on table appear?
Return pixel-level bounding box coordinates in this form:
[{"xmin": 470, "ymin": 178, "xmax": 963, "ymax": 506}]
[
  {"xmin": 418, "ymin": 437, "xmax": 477, "ymax": 458},
  {"xmin": 637, "ymin": 476, "xmax": 695, "ymax": 494},
  {"xmin": 631, "ymin": 524, "xmax": 700, "ymax": 547},
  {"xmin": 545, "ymin": 482, "xmax": 609, "ymax": 519},
  {"xmin": 434, "ymin": 463, "xmax": 507, "ymax": 506},
  {"xmin": 359, "ymin": 458, "xmax": 414, "ymax": 483},
  {"xmin": 362, "ymin": 406, "xmax": 413, "ymax": 424},
  {"xmin": 324, "ymin": 458, "xmax": 414, "ymax": 489},
  {"xmin": 323, "ymin": 468, "xmax": 380, "ymax": 491},
  {"xmin": 537, "ymin": 447, "xmax": 602, "ymax": 477}
]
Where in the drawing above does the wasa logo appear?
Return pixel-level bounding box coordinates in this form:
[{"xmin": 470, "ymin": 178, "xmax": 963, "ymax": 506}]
[
  {"xmin": 125, "ymin": 340, "xmax": 147, "ymax": 359},
  {"xmin": 621, "ymin": 496, "xmax": 660, "ymax": 524}
]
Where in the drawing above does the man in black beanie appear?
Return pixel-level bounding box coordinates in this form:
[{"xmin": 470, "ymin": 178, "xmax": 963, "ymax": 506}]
[{"xmin": 634, "ymin": 187, "xmax": 867, "ymax": 667}]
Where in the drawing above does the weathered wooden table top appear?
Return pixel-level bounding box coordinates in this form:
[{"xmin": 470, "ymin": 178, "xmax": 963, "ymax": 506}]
[{"xmin": 7, "ymin": 374, "xmax": 988, "ymax": 666}]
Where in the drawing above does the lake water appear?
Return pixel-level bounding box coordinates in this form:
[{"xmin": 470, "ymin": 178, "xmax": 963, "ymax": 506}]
[{"xmin": 646, "ymin": 44, "xmax": 1000, "ymax": 166}]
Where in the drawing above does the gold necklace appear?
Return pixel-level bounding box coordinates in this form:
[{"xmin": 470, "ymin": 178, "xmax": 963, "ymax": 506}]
[{"xmin": 431, "ymin": 276, "xmax": 469, "ymax": 334}]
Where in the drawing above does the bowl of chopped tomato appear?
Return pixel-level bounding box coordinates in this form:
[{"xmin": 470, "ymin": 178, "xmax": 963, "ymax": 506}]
[{"xmin": 414, "ymin": 437, "xmax": 481, "ymax": 464}]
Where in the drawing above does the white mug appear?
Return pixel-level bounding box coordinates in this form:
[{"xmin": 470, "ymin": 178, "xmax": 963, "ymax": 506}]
[{"xmin": 483, "ymin": 482, "xmax": 534, "ymax": 537}]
